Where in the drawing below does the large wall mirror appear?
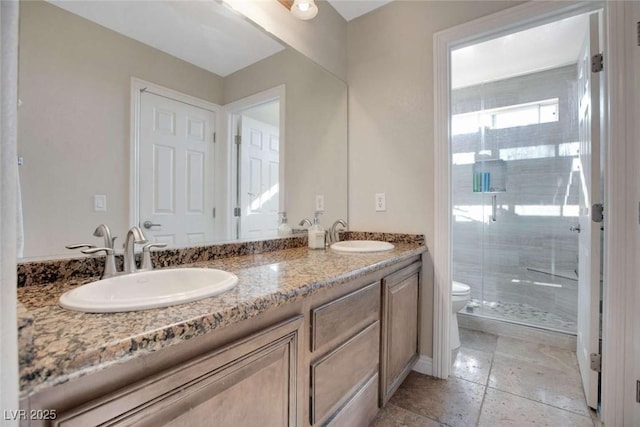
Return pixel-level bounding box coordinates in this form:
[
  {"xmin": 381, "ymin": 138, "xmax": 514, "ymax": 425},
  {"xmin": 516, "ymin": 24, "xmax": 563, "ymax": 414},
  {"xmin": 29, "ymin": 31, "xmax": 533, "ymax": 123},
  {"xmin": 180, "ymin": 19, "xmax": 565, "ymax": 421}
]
[{"xmin": 18, "ymin": 0, "xmax": 348, "ymax": 259}]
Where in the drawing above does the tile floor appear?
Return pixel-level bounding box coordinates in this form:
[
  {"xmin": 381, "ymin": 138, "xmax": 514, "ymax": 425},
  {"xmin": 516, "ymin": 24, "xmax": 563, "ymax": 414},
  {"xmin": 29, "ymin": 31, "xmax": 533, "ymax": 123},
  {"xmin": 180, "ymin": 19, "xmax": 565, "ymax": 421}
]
[{"xmin": 371, "ymin": 328, "xmax": 599, "ymax": 427}]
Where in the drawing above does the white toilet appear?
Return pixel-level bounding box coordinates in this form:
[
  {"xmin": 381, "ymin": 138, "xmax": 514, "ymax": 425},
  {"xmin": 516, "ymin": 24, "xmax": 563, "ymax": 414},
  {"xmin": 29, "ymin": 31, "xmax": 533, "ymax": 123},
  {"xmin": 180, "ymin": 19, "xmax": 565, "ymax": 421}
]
[{"xmin": 451, "ymin": 281, "xmax": 471, "ymax": 350}]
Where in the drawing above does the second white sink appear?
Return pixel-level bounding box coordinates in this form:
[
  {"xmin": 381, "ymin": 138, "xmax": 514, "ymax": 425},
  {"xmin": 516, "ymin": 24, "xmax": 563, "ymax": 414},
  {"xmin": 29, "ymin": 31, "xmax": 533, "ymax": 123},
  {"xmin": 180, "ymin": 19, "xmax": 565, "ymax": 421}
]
[
  {"xmin": 59, "ymin": 268, "xmax": 239, "ymax": 313},
  {"xmin": 330, "ymin": 240, "xmax": 395, "ymax": 253}
]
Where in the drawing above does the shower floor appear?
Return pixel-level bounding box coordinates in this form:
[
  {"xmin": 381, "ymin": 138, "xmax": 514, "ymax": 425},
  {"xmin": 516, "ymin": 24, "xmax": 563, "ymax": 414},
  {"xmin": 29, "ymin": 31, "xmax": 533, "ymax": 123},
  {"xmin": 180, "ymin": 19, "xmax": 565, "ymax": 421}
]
[{"xmin": 464, "ymin": 298, "xmax": 577, "ymax": 334}]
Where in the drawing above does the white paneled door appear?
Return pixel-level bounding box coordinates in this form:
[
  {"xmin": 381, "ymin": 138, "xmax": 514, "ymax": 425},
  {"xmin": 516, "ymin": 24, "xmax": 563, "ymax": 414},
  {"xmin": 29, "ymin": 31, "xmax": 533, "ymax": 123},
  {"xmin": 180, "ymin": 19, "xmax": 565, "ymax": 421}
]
[
  {"xmin": 576, "ymin": 13, "xmax": 601, "ymax": 410},
  {"xmin": 139, "ymin": 91, "xmax": 215, "ymax": 247},
  {"xmin": 239, "ymin": 115, "xmax": 279, "ymax": 239}
]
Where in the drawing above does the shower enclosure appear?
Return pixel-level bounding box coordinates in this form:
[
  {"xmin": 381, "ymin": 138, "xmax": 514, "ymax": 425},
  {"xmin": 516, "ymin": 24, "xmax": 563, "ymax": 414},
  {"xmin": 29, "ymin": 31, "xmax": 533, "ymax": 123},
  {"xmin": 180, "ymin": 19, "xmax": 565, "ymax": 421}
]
[{"xmin": 450, "ymin": 17, "xmax": 588, "ymax": 334}]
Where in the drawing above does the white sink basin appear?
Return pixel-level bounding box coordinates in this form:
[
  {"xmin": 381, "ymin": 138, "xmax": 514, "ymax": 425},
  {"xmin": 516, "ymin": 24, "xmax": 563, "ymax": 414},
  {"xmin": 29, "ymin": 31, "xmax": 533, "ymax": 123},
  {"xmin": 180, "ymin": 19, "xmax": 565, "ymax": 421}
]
[
  {"xmin": 330, "ymin": 240, "xmax": 394, "ymax": 253},
  {"xmin": 59, "ymin": 268, "xmax": 239, "ymax": 313}
]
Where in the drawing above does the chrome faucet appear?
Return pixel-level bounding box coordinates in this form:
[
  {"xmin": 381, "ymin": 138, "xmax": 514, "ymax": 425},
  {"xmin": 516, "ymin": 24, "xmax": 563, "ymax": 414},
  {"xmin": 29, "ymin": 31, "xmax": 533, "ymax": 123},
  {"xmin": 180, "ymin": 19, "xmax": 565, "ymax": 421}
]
[
  {"xmin": 124, "ymin": 226, "xmax": 148, "ymax": 274},
  {"xmin": 93, "ymin": 223, "xmax": 116, "ymax": 250},
  {"xmin": 67, "ymin": 224, "xmax": 119, "ymax": 279},
  {"xmin": 89, "ymin": 224, "xmax": 118, "ymax": 278},
  {"xmin": 298, "ymin": 218, "xmax": 312, "ymax": 227},
  {"xmin": 329, "ymin": 219, "xmax": 347, "ymax": 244}
]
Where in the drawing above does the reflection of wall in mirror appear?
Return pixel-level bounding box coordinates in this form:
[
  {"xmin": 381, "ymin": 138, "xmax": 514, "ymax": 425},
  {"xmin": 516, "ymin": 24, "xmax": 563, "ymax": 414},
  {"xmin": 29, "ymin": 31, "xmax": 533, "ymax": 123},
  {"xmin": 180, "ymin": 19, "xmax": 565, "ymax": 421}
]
[
  {"xmin": 225, "ymin": 49, "xmax": 348, "ymax": 236},
  {"xmin": 17, "ymin": 1, "xmax": 348, "ymax": 258},
  {"xmin": 18, "ymin": 1, "xmax": 224, "ymax": 258}
]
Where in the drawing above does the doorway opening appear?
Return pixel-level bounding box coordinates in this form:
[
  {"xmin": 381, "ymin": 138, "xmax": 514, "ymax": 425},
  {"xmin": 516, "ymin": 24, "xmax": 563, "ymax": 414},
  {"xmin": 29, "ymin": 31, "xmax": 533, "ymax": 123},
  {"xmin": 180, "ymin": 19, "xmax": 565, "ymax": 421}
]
[
  {"xmin": 449, "ymin": 10, "xmax": 603, "ymax": 410},
  {"xmin": 226, "ymin": 86, "xmax": 285, "ymax": 240},
  {"xmin": 450, "ymin": 13, "xmax": 595, "ymax": 334},
  {"xmin": 433, "ymin": 2, "xmax": 605, "ymax": 413}
]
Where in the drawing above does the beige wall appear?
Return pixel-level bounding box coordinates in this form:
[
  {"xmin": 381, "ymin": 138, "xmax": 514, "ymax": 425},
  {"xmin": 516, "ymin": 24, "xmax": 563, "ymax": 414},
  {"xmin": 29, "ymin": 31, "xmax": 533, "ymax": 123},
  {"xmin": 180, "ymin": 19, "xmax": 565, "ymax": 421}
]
[
  {"xmin": 228, "ymin": 0, "xmax": 347, "ymax": 80},
  {"xmin": 224, "ymin": 49, "xmax": 348, "ymax": 228},
  {"xmin": 347, "ymin": 1, "xmax": 522, "ymax": 357},
  {"xmin": 18, "ymin": 1, "xmax": 224, "ymax": 258}
]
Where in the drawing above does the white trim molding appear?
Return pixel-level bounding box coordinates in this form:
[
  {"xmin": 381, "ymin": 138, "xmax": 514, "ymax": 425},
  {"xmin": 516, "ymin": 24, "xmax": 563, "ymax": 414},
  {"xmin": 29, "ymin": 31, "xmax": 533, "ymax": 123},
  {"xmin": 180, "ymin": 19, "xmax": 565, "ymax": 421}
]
[
  {"xmin": 412, "ymin": 356, "xmax": 433, "ymax": 376},
  {"xmin": 433, "ymin": 26, "xmax": 451, "ymax": 379},
  {"xmin": 600, "ymin": 1, "xmax": 636, "ymax": 425},
  {"xmin": 433, "ymin": 1, "xmax": 604, "ymax": 381}
]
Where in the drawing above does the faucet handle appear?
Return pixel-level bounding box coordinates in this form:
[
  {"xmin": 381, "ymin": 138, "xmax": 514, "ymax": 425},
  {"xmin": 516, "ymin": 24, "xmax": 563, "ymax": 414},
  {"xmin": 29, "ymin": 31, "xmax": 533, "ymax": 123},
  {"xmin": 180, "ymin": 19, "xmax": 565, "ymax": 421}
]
[
  {"xmin": 66, "ymin": 243, "xmax": 96, "ymax": 250},
  {"xmin": 81, "ymin": 247, "xmax": 114, "ymax": 255},
  {"xmin": 142, "ymin": 242, "xmax": 167, "ymax": 252},
  {"xmin": 298, "ymin": 218, "xmax": 312, "ymax": 227},
  {"xmin": 141, "ymin": 243, "xmax": 167, "ymax": 270}
]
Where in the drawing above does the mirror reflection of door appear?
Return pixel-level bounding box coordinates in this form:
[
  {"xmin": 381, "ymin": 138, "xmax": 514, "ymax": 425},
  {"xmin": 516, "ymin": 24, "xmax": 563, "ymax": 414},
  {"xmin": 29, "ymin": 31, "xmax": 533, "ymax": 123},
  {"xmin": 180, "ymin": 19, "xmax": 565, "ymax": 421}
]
[
  {"xmin": 236, "ymin": 101, "xmax": 280, "ymax": 239},
  {"xmin": 138, "ymin": 90, "xmax": 217, "ymax": 247}
]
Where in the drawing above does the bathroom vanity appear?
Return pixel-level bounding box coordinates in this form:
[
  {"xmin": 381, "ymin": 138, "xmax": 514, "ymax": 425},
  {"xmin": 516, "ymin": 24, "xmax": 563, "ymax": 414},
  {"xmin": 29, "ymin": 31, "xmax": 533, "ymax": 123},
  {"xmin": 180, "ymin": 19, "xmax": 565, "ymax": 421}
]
[{"xmin": 17, "ymin": 234, "xmax": 425, "ymax": 426}]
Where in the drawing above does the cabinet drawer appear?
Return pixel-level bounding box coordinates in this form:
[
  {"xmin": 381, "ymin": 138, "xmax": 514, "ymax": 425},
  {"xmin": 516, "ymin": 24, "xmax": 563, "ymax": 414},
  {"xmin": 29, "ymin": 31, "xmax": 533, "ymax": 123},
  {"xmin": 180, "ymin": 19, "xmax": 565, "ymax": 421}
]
[
  {"xmin": 326, "ymin": 373, "xmax": 379, "ymax": 427},
  {"xmin": 311, "ymin": 281, "xmax": 380, "ymax": 352},
  {"xmin": 310, "ymin": 321, "xmax": 380, "ymax": 425}
]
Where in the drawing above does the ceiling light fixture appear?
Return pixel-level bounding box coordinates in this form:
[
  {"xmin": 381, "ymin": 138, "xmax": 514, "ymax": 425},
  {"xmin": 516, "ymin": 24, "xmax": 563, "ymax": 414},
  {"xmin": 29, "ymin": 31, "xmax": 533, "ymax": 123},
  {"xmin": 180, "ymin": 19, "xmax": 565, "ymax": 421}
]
[{"xmin": 278, "ymin": 0, "xmax": 318, "ymax": 20}]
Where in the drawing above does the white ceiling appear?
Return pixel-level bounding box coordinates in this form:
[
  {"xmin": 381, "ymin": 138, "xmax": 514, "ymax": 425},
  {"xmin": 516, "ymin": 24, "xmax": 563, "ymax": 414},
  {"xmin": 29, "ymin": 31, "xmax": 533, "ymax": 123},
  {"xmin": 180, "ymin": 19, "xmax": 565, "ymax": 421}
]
[
  {"xmin": 452, "ymin": 13, "xmax": 590, "ymax": 89},
  {"xmin": 48, "ymin": 0, "xmax": 285, "ymax": 77},
  {"xmin": 326, "ymin": 0, "xmax": 393, "ymax": 21}
]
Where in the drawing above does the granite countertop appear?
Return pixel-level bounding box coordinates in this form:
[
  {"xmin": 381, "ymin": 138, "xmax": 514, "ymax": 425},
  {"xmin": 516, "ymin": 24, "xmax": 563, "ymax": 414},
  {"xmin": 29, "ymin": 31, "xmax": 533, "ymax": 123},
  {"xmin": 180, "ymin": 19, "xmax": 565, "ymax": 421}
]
[{"xmin": 17, "ymin": 241, "xmax": 426, "ymax": 398}]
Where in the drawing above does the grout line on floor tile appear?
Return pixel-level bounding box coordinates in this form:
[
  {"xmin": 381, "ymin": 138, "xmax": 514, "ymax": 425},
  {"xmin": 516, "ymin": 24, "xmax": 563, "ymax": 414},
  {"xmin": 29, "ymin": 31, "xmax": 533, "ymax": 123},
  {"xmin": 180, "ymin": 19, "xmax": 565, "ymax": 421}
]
[
  {"xmin": 387, "ymin": 403, "xmax": 450, "ymax": 427},
  {"xmin": 474, "ymin": 345, "xmax": 496, "ymax": 426},
  {"xmin": 486, "ymin": 385, "xmax": 593, "ymax": 419}
]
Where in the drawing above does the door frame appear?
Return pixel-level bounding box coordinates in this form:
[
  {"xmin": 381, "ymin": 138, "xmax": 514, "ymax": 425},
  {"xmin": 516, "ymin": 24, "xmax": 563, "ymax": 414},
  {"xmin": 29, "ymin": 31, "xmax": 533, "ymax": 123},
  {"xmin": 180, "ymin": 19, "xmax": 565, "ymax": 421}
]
[
  {"xmin": 222, "ymin": 85, "xmax": 286, "ymax": 240},
  {"xmin": 603, "ymin": 2, "xmax": 638, "ymax": 424},
  {"xmin": 432, "ymin": 0, "xmax": 604, "ymax": 383},
  {"xmin": 129, "ymin": 78, "xmax": 222, "ymax": 232}
]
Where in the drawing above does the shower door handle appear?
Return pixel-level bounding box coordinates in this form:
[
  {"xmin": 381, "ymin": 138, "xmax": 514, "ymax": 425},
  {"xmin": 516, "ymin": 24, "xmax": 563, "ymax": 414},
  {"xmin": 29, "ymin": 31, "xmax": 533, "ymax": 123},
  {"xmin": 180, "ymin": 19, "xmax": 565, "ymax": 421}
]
[
  {"xmin": 570, "ymin": 225, "xmax": 581, "ymax": 233},
  {"xmin": 491, "ymin": 195, "xmax": 497, "ymax": 222}
]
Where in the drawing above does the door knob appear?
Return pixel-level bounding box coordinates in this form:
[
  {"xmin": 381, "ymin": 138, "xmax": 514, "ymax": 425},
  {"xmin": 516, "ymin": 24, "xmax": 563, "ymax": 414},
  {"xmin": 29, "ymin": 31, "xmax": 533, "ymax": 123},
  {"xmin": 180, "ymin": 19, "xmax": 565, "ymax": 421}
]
[
  {"xmin": 570, "ymin": 225, "xmax": 581, "ymax": 233},
  {"xmin": 143, "ymin": 221, "xmax": 162, "ymax": 229}
]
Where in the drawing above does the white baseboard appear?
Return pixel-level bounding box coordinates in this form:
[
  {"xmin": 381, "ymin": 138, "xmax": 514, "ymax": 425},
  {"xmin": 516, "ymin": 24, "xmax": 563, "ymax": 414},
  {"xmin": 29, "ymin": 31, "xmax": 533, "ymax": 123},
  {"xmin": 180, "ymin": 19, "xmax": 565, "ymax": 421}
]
[{"xmin": 412, "ymin": 355, "xmax": 433, "ymax": 375}]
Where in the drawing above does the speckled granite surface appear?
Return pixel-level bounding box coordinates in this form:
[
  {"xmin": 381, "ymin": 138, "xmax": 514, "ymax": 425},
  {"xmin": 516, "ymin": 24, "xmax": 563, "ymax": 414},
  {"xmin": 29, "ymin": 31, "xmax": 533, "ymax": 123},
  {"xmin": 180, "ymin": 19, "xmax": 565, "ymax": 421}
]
[
  {"xmin": 340, "ymin": 231, "xmax": 425, "ymax": 244},
  {"xmin": 17, "ymin": 303, "xmax": 35, "ymax": 367},
  {"xmin": 17, "ymin": 237, "xmax": 426, "ymax": 398},
  {"xmin": 18, "ymin": 235, "xmax": 307, "ymax": 287}
]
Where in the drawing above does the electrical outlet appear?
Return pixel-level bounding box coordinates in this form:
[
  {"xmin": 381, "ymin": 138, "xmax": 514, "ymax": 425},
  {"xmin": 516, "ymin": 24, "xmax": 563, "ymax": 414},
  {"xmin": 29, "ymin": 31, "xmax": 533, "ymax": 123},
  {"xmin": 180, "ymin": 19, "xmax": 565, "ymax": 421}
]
[
  {"xmin": 94, "ymin": 194, "xmax": 107, "ymax": 212},
  {"xmin": 375, "ymin": 193, "xmax": 386, "ymax": 212},
  {"xmin": 315, "ymin": 195, "xmax": 325, "ymax": 212}
]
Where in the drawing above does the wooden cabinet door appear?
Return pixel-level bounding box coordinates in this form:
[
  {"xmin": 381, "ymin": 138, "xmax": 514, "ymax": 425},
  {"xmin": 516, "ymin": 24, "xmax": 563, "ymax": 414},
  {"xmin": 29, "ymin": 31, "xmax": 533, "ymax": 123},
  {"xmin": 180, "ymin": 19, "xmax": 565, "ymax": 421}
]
[
  {"xmin": 380, "ymin": 262, "xmax": 420, "ymax": 406},
  {"xmin": 53, "ymin": 316, "xmax": 303, "ymax": 427}
]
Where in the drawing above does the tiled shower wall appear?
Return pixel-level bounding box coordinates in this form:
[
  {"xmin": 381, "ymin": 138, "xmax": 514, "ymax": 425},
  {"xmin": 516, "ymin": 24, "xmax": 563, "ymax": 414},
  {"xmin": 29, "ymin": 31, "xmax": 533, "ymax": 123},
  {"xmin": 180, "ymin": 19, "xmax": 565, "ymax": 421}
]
[{"xmin": 452, "ymin": 65, "xmax": 579, "ymax": 331}]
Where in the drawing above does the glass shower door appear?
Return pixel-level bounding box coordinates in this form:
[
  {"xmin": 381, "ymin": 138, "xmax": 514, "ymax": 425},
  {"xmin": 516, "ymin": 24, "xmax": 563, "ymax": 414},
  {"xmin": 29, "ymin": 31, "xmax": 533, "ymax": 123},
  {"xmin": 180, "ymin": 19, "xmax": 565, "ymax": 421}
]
[{"xmin": 451, "ymin": 16, "xmax": 586, "ymax": 334}]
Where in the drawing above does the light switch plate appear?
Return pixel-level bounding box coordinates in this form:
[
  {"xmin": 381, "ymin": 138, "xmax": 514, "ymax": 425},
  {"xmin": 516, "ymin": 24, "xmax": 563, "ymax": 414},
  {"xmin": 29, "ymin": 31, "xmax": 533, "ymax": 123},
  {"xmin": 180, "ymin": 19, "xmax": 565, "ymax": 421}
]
[
  {"xmin": 315, "ymin": 194, "xmax": 325, "ymax": 212},
  {"xmin": 94, "ymin": 194, "xmax": 107, "ymax": 212},
  {"xmin": 375, "ymin": 193, "xmax": 386, "ymax": 212}
]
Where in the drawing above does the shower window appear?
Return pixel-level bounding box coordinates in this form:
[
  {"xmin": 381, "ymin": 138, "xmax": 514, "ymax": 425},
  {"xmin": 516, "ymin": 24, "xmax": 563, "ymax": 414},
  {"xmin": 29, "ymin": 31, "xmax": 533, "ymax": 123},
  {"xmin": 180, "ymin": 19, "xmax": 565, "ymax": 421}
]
[{"xmin": 451, "ymin": 98, "xmax": 559, "ymax": 136}]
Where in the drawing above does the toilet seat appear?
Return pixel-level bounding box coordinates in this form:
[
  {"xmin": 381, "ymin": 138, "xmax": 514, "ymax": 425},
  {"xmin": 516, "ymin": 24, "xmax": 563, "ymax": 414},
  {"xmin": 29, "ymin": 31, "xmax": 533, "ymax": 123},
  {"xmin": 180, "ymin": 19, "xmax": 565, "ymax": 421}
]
[{"xmin": 452, "ymin": 281, "xmax": 470, "ymax": 296}]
